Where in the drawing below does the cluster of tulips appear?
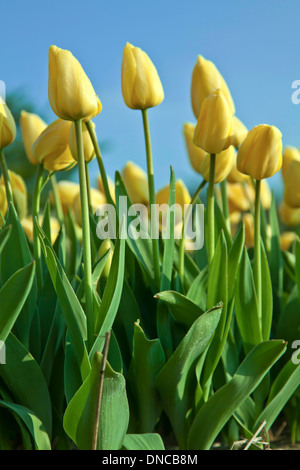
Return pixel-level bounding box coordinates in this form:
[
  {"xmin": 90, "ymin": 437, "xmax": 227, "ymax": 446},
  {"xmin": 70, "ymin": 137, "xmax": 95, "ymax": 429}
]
[{"xmin": 0, "ymin": 40, "xmax": 299, "ymax": 451}]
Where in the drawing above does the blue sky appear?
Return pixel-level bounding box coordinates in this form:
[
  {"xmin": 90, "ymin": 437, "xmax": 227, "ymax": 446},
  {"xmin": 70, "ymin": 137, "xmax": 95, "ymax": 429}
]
[{"xmin": 1, "ymin": 0, "xmax": 300, "ymax": 195}]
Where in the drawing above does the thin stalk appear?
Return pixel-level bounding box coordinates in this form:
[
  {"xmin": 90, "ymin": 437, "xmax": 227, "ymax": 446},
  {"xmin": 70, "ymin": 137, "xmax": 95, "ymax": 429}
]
[
  {"xmin": 178, "ymin": 179, "xmax": 207, "ymax": 280},
  {"xmin": 220, "ymin": 179, "xmax": 231, "ymax": 233},
  {"xmin": 85, "ymin": 161, "xmax": 92, "ymax": 213},
  {"xmin": 50, "ymin": 173, "xmax": 64, "ymax": 226},
  {"xmin": 0, "ymin": 149, "xmax": 13, "ymax": 205},
  {"xmin": 207, "ymin": 154, "xmax": 216, "ymax": 265},
  {"xmin": 254, "ymin": 179, "xmax": 262, "ymax": 322},
  {"xmin": 75, "ymin": 119, "xmax": 94, "ymax": 349},
  {"xmin": 141, "ymin": 109, "xmax": 160, "ymax": 285},
  {"xmin": 33, "ymin": 163, "xmax": 45, "ymax": 291},
  {"xmin": 92, "ymin": 331, "xmax": 111, "ymax": 450},
  {"xmin": 85, "ymin": 120, "xmax": 114, "ymax": 206}
]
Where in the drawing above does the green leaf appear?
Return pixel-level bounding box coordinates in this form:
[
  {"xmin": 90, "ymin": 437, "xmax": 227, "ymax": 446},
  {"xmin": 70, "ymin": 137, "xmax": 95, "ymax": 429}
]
[
  {"xmin": 154, "ymin": 291, "xmax": 204, "ymax": 330},
  {"xmin": 156, "ymin": 304, "xmax": 222, "ymax": 448},
  {"xmin": 128, "ymin": 323, "xmax": 165, "ymax": 432},
  {"xmin": 187, "ymin": 340, "xmax": 287, "ymax": 450},
  {"xmin": 123, "ymin": 433, "xmax": 165, "ymax": 450},
  {"xmin": 186, "ymin": 268, "xmax": 207, "ymax": 311},
  {"xmin": 261, "ymin": 241, "xmax": 273, "ymax": 341},
  {"xmin": 0, "ymin": 401, "xmax": 51, "ymax": 450},
  {"xmin": 63, "ymin": 352, "xmax": 129, "ymax": 450},
  {"xmin": 0, "ymin": 262, "xmax": 35, "ymax": 343},
  {"xmin": 228, "ymin": 223, "xmax": 245, "ymax": 302},
  {"xmin": 35, "ymin": 221, "xmax": 90, "ymax": 382}
]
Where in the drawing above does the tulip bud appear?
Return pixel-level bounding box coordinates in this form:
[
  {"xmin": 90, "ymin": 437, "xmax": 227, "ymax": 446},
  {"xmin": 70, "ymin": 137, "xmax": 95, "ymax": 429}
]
[
  {"xmin": 121, "ymin": 42, "xmax": 164, "ymax": 110},
  {"xmin": 97, "ymin": 239, "xmax": 114, "ymax": 278},
  {"xmin": 73, "ymin": 188, "xmax": 106, "ymax": 226},
  {"xmin": 193, "ymin": 89, "xmax": 233, "ymax": 155},
  {"xmin": 231, "ymin": 116, "xmax": 248, "ymax": 149},
  {"xmin": 283, "ymin": 160, "xmax": 300, "ymax": 208},
  {"xmin": 280, "ymin": 232, "xmax": 298, "ymax": 251},
  {"xmin": 156, "ymin": 180, "xmax": 191, "ymax": 232},
  {"xmin": 281, "ymin": 146, "xmax": 300, "ymax": 178},
  {"xmin": 0, "ymin": 185, "xmax": 7, "ymax": 223},
  {"xmin": 69, "ymin": 121, "xmax": 95, "ymax": 163},
  {"xmin": 121, "ymin": 161, "xmax": 149, "ymax": 204},
  {"xmin": 183, "ymin": 122, "xmax": 207, "ymax": 173},
  {"xmin": 0, "ymin": 101, "xmax": 16, "ymax": 149},
  {"xmin": 191, "ymin": 55, "xmax": 235, "ymax": 119},
  {"xmin": 199, "ymin": 145, "xmax": 235, "ymax": 184},
  {"xmin": 237, "ymin": 124, "xmax": 282, "ymax": 180},
  {"xmin": 227, "ymin": 182, "xmax": 251, "ymax": 213},
  {"xmin": 0, "ymin": 170, "xmax": 27, "ymax": 220},
  {"xmin": 20, "ymin": 111, "xmax": 47, "ymax": 164},
  {"xmin": 278, "ymin": 200, "xmax": 300, "ymax": 226},
  {"xmin": 49, "ymin": 180, "xmax": 80, "ymax": 214},
  {"xmin": 21, "ymin": 216, "xmax": 60, "ymax": 244},
  {"xmin": 31, "ymin": 119, "xmax": 76, "ymax": 171},
  {"xmin": 48, "ymin": 45, "xmax": 102, "ymax": 121},
  {"xmin": 227, "ymin": 161, "xmax": 249, "ymax": 184}
]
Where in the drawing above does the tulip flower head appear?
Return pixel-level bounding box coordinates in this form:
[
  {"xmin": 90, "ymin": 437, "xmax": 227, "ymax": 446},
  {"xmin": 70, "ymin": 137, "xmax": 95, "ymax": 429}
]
[
  {"xmin": 199, "ymin": 145, "xmax": 235, "ymax": 184},
  {"xmin": 283, "ymin": 160, "xmax": 300, "ymax": 208},
  {"xmin": 31, "ymin": 119, "xmax": 76, "ymax": 172},
  {"xmin": 121, "ymin": 42, "xmax": 164, "ymax": 110},
  {"xmin": 20, "ymin": 111, "xmax": 47, "ymax": 165},
  {"xmin": 280, "ymin": 232, "xmax": 298, "ymax": 251},
  {"xmin": 191, "ymin": 55, "xmax": 235, "ymax": 119},
  {"xmin": 48, "ymin": 45, "xmax": 102, "ymax": 121},
  {"xmin": 49, "ymin": 180, "xmax": 80, "ymax": 214},
  {"xmin": 121, "ymin": 161, "xmax": 149, "ymax": 205},
  {"xmin": 281, "ymin": 146, "xmax": 300, "ymax": 178},
  {"xmin": 237, "ymin": 124, "xmax": 282, "ymax": 180},
  {"xmin": 69, "ymin": 121, "xmax": 95, "ymax": 163},
  {"xmin": 183, "ymin": 122, "xmax": 207, "ymax": 173},
  {"xmin": 193, "ymin": 89, "xmax": 233, "ymax": 155},
  {"xmin": 231, "ymin": 116, "xmax": 248, "ymax": 149},
  {"xmin": 0, "ymin": 101, "xmax": 16, "ymax": 150},
  {"xmin": 0, "ymin": 170, "xmax": 27, "ymax": 220},
  {"xmin": 278, "ymin": 200, "xmax": 300, "ymax": 226},
  {"xmin": 73, "ymin": 188, "xmax": 106, "ymax": 226}
]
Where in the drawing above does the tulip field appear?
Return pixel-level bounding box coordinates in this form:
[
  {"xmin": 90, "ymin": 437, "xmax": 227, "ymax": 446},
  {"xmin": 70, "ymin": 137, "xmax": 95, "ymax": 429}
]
[{"xmin": 0, "ymin": 42, "xmax": 300, "ymax": 452}]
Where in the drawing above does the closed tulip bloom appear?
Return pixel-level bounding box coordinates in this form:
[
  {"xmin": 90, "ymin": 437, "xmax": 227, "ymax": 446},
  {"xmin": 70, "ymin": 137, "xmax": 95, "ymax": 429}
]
[
  {"xmin": 69, "ymin": 121, "xmax": 95, "ymax": 163},
  {"xmin": 231, "ymin": 116, "xmax": 248, "ymax": 149},
  {"xmin": 191, "ymin": 55, "xmax": 235, "ymax": 119},
  {"xmin": 199, "ymin": 145, "xmax": 235, "ymax": 184},
  {"xmin": 21, "ymin": 216, "xmax": 60, "ymax": 244},
  {"xmin": 98, "ymin": 239, "xmax": 114, "ymax": 278},
  {"xmin": 122, "ymin": 161, "xmax": 149, "ymax": 204},
  {"xmin": 121, "ymin": 42, "xmax": 164, "ymax": 110},
  {"xmin": 156, "ymin": 180, "xmax": 191, "ymax": 230},
  {"xmin": 278, "ymin": 201, "xmax": 300, "ymax": 226},
  {"xmin": 73, "ymin": 188, "xmax": 106, "ymax": 226},
  {"xmin": 227, "ymin": 182, "xmax": 251, "ymax": 213},
  {"xmin": 0, "ymin": 170, "xmax": 27, "ymax": 219},
  {"xmin": 48, "ymin": 45, "xmax": 102, "ymax": 122},
  {"xmin": 0, "ymin": 185, "xmax": 7, "ymax": 222},
  {"xmin": 227, "ymin": 160, "xmax": 249, "ymax": 183},
  {"xmin": 280, "ymin": 232, "xmax": 298, "ymax": 251},
  {"xmin": 237, "ymin": 124, "xmax": 282, "ymax": 180},
  {"xmin": 49, "ymin": 180, "xmax": 80, "ymax": 214},
  {"xmin": 183, "ymin": 122, "xmax": 207, "ymax": 173},
  {"xmin": 193, "ymin": 89, "xmax": 233, "ymax": 155},
  {"xmin": 31, "ymin": 119, "xmax": 76, "ymax": 171},
  {"xmin": 20, "ymin": 111, "xmax": 47, "ymax": 164},
  {"xmin": 281, "ymin": 146, "xmax": 300, "ymax": 178},
  {"xmin": 0, "ymin": 101, "xmax": 16, "ymax": 149},
  {"xmin": 283, "ymin": 160, "xmax": 300, "ymax": 208}
]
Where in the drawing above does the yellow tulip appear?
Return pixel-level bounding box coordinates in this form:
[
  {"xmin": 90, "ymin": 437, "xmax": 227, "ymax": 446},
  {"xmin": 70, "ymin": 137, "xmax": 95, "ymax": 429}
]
[
  {"xmin": 243, "ymin": 213, "xmax": 255, "ymax": 248},
  {"xmin": 0, "ymin": 170, "xmax": 27, "ymax": 219},
  {"xmin": 69, "ymin": 121, "xmax": 95, "ymax": 163},
  {"xmin": 193, "ymin": 89, "xmax": 233, "ymax": 155},
  {"xmin": 237, "ymin": 124, "xmax": 282, "ymax": 180},
  {"xmin": 97, "ymin": 239, "xmax": 114, "ymax": 278},
  {"xmin": 156, "ymin": 179, "xmax": 191, "ymax": 231},
  {"xmin": 21, "ymin": 216, "xmax": 60, "ymax": 244},
  {"xmin": 227, "ymin": 182, "xmax": 251, "ymax": 213},
  {"xmin": 231, "ymin": 116, "xmax": 248, "ymax": 149},
  {"xmin": 283, "ymin": 160, "xmax": 300, "ymax": 208},
  {"xmin": 73, "ymin": 188, "xmax": 106, "ymax": 226},
  {"xmin": 278, "ymin": 200, "xmax": 300, "ymax": 226},
  {"xmin": 20, "ymin": 111, "xmax": 47, "ymax": 164},
  {"xmin": 48, "ymin": 45, "xmax": 102, "ymax": 121},
  {"xmin": 191, "ymin": 55, "xmax": 235, "ymax": 119},
  {"xmin": 31, "ymin": 119, "xmax": 76, "ymax": 171},
  {"xmin": 121, "ymin": 161, "xmax": 149, "ymax": 204},
  {"xmin": 0, "ymin": 101, "xmax": 16, "ymax": 149},
  {"xmin": 183, "ymin": 122, "xmax": 207, "ymax": 173},
  {"xmin": 280, "ymin": 231, "xmax": 298, "ymax": 251},
  {"xmin": 0, "ymin": 185, "xmax": 7, "ymax": 223},
  {"xmin": 227, "ymin": 160, "xmax": 249, "ymax": 183},
  {"xmin": 49, "ymin": 180, "xmax": 80, "ymax": 214},
  {"xmin": 199, "ymin": 145, "xmax": 235, "ymax": 184},
  {"xmin": 121, "ymin": 42, "xmax": 164, "ymax": 110},
  {"xmin": 281, "ymin": 146, "xmax": 300, "ymax": 178}
]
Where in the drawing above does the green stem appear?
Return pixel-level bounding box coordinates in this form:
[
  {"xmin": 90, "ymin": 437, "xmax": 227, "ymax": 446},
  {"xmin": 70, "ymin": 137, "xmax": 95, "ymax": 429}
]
[
  {"xmin": 85, "ymin": 161, "xmax": 92, "ymax": 213},
  {"xmin": 85, "ymin": 120, "xmax": 114, "ymax": 206},
  {"xmin": 254, "ymin": 179, "xmax": 262, "ymax": 322},
  {"xmin": 220, "ymin": 179, "xmax": 230, "ymax": 233},
  {"xmin": 75, "ymin": 119, "xmax": 94, "ymax": 349},
  {"xmin": 0, "ymin": 150, "xmax": 13, "ymax": 205},
  {"xmin": 141, "ymin": 109, "xmax": 160, "ymax": 285},
  {"xmin": 50, "ymin": 174, "xmax": 64, "ymax": 226},
  {"xmin": 33, "ymin": 163, "xmax": 45, "ymax": 292},
  {"xmin": 178, "ymin": 179, "xmax": 207, "ymax": 280},
  {"xmin": 207, "ymin": 154, "xmax": 216, "ymax": 264}
]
